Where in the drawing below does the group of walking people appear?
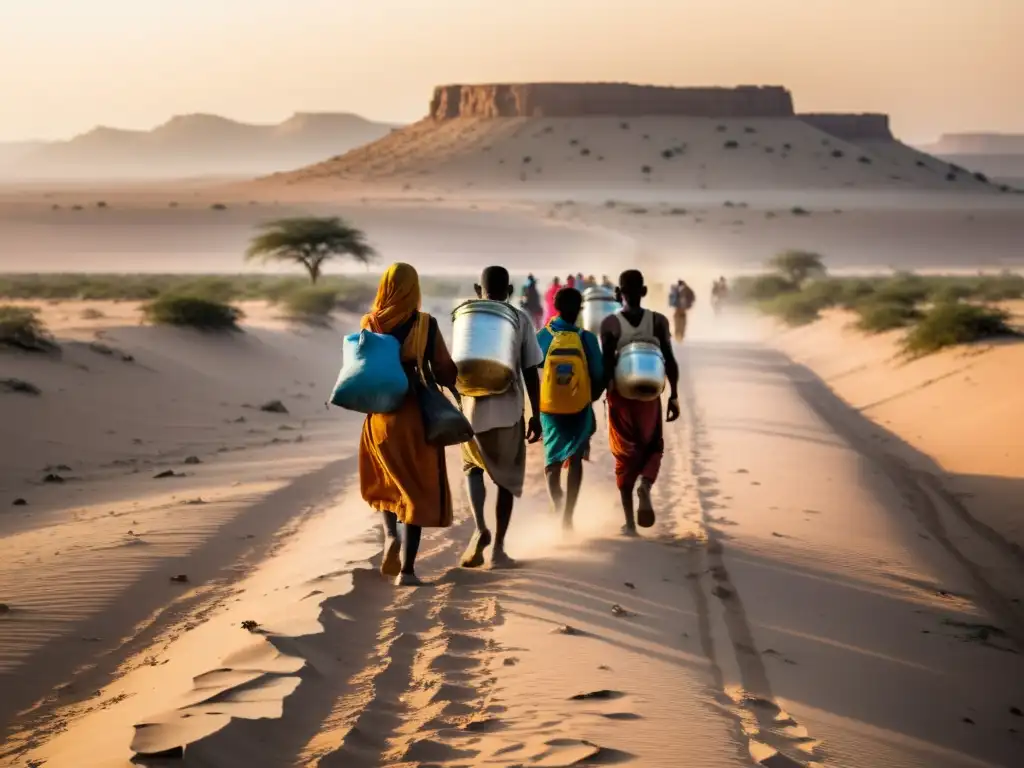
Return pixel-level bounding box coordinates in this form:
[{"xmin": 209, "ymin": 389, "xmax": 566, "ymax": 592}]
[
  {"xmin": 520, "ymin": 273, "xmax": 616, "ymax": 331},
  {"xmin": 358, "ymin": 263, "xmax": 680, "ymax": 586}
]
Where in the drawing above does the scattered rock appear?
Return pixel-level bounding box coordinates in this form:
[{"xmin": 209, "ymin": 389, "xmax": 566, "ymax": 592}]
[
  {"xmin": 569, "ymin": 689, "xmax": 623, "ymax": 701},
  {"xmin": 962, "ymin": 717, "xmax": 975, "ymax": 725},
  {"xmin": 153, "ymin": 470, "xmax": 184, "ymax": 479},
  {"xmin": 88, "ymin": 342, "xmax": 134, "ymax": 362},
  {"xmin": 12, "ymin": 498, "xmax": 27, "ymax": 506},
  {"xmin": 169, "ymin": 574, "xmax": 189, "ymax": 583},
  {"xmin": 241, "ymin": 619, "xmax": 260, "ymax": 632},
  {"xmin": 260, "ymin": 400, "xmax": 289, "ymax": 414},
  {"xmin": 1010, "ymin": 706, "xmax": 1022, "ymax": 717},
  {"xmin": 42, "ymin": 473, "xmax": 65, "ymax": 484},
  {"xmin": 598, "ymin": 664, "xmax": 611, "ymax": 671},
  {"xmin": 553, "ymin": 624, "xmax": 581, "ymax": 636},
  {"xmin": 624, "ymin": 582, "xmax": 636, "ymax": 590},
  {"xmin": 1, "ymin": 378, "xmax": 42, "ymax": 395},
  {"xmin": 503, "ymin": 657, "xmax": 519, "ymax": 666},
  {"xmin": 735, "ymin": 468, "xmax": 749, "ymax": 474},
  {"xmin": 183, "ymin": 456, "xmax": 202, "ymax": 465},
  {"xmin": 712, "ymin": 585, "xmax": 734, "ymax": 600}
]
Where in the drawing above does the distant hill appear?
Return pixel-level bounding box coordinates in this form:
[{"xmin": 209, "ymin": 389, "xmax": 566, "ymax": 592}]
[
  {"xmin": 4, "ymin": 113, "xmax": 398, "ymax": 180},
  {"xmin": 917, "ymin": 133, "xmax": 1024, "ymax": 184},
  {"xmin": 921, "ymin": 133, "xmax": 1024, "ymax": 155},
  {"xmin": 0, "ymin": 141, "xmax": 46, "ymax": 171}
]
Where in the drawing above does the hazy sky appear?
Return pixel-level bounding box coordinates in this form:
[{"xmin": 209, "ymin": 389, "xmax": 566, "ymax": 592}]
[{"xmin": 2, "ymin": 0, "xmax": 1021, "ymax": 143}]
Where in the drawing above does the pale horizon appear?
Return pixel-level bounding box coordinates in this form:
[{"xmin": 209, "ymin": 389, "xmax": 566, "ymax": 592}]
[{"xmin": 1, "ymin": 0, "xmax": 1022, "ymax": 145}]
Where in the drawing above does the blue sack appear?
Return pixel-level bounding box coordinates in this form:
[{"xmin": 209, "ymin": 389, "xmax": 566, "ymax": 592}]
[{"xmin": 329, "ymin": 331, "xmax": 409, "ymax": 413}]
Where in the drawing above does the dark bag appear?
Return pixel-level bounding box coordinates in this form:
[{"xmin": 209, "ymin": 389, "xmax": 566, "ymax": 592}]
[{"xmin": 401, "ymin": 316, "xmax": 474, "ymax": 447}]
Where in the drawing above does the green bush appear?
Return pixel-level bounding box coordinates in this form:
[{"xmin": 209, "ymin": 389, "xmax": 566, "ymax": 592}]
[
  {"xmin": 855, "ymin": 300, "xmax": 923, "ymax": 333},
  {"xmin": 902, "ymin": 302, "xmax": 1017, "ymax": 355},
  {"xmin": 976, "ymin": 272, "xmax": 1024, "ymax": 301},
  {"xmin": 142, "ymin": 295, "xmax": 243, "ymax": 330},
  {"xmin": 836, "ymin": 279, "xmax": 880, "ymax": 308},
  {"xmin": 874, "ymin": 273, "xmax": 930, "ymax": 306},
  {"xmin": 0, "ymin": 306, "xmax": 57, "ymax": 352},
  {"xmin": 761, "ymin": 292, "xmax": 826, "ymax": 326},
  {"xmin": 732, "ymin": 274, "xmax": 797, "ymax": 302}
]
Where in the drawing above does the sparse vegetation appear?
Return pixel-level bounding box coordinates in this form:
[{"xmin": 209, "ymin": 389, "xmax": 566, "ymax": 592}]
[
  {"xmin": 246, "ymin": 217, "xmax": 376, "ymax": 284},
  {"xmin": 661, "ymin": 149, "xmax": 674, "ymax": 159},
  {"xmin": 0, "ymin": 306, "xmax": 57, "ymax": 352},
  {"xmin": 281, "ymin": 287, "xmax": 335, "ymax": 322},
  {"xmin": 855, "ymin": 300, "xmax": 923, "ymax": 333},
  {"xmin": 733, "ymin": 256, "xmax": 1024, "ymax": 352},
  {"xmin": 142, "ymin": 295, "xmax": 243, "ymax": 331},
  {"xmin": 791, "ymin": 206, "xmax": 810, "ymax": 216},
  {"xmin": 80, "ymin": 307, "xmax": 105, "ymax": 320},
  {"xmin": 903, "ymin": 302, "xmax": 1017, "ymax": 355}
]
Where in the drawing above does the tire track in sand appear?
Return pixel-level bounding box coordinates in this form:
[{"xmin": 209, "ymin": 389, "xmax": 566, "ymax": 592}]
[{"xmin": 666, "ymin": 349, "xmax": 829, "ymax": 768}]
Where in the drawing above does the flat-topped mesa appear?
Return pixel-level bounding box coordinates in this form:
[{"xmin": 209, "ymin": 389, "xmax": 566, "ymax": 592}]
[
  {"xmin": 799, "ymin": 113, "xmax": 894, "ymax": 142},
  {"xmin": 430, "ymin": 83, "xmax": 795, "ymax": 120}
]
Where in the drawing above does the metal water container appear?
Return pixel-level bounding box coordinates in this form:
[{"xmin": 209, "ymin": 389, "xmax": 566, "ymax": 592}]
[
  {"xmin": 614, "ymin": 341, "xmax": 666, "ymax": 401},
  {"xmin": 580, "ymin": 287, "xmax": 620, "ymax": 336},
  {"xmin": 451, "ymin": 299, "xmax": 521, "ymax": 396}
]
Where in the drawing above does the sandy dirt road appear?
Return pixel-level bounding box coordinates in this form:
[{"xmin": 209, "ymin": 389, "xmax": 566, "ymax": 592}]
[{"xmin": 5, "ymin": 307, "xmax": 1022, "ymax": 768}]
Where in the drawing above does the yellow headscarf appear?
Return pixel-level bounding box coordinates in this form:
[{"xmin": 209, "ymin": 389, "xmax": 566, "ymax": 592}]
[{"xmin": 362, "ymin": 262, "xmax": 429, "ymax": 366}]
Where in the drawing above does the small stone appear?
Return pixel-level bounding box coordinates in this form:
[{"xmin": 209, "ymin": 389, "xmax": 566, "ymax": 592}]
[
  {"xmin": 153, "ymin": 470, "xmax": 179, "ymax": 479},
  {"xmin": 624, "ymin": 582, "xmax": 636, "ymax": 590},
  {"xmin": 553, "ymin": 624, "xmax": 580, "ymax": 636},
  {"xmin": 503, "ymin": 657, "xmax": 519, "ymax": 666},
  {"xmin": 170, "ymin": 574, "xmax": 189, "ymax": 583},
  {"xmin": 183, "ymin": 456, "xmax": 202, "ymax": 465},
  {"xmin": 42, "ymin": 473, "xmax": 65, "ymax": 484},
  {"xmin": 259, "ymin": 400, "xmax": 289, "ymax": 414},
  {"xmin": 12, "ymin": 498, "xmax": 27, "ymax": 506},
  {"xmin": 962, "ymin": 717, "xmax": 975, "ymax": 725},
  {"xmin": 712, "ymin": 585, "xmax": 734, "ymax": 600},
  {"xmin": 611, "ymin": 604, "xmax": 634, "ymax": 617},
  {"xmin": 1010, "ymin": 706, "xmax": 1022, "ymax": 717},
  {"xmin": 0, "ymin": 603, "xmax": 11, "ymax": 614}
]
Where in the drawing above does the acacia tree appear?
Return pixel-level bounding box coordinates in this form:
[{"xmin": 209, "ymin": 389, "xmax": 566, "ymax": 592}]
[
  {"xmin": 245, "ymin": 217, "xmax": 376, "ymax": 283},
  {"xmin": 769, "ymin": 250, "xmax": 826, "ymax": 287}
]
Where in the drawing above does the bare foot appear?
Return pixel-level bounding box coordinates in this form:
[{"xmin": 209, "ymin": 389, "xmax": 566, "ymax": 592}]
[
  {"xmin": 489, "ymin": 549, "xmax": 518, "ymax": 570},
  {"xmin": 460, "ymin": 528, "xmax": 492, "ymax": 568},
  {"xmin": 395, "ymin": 572, "xmax": 425, "ymax": 587},
  {"xmin": 636, "ymin": 481, "xmax": 656, "ymax": 528},
  {"xmin": 381, "ymin": 536, "xmax": 401, "ymax": 577}
]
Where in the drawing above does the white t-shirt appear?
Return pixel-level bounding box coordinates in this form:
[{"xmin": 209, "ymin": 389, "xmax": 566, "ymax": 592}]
[{"xmin": 460, "ymin": 305, "xmax": 544, "ymax": 434}]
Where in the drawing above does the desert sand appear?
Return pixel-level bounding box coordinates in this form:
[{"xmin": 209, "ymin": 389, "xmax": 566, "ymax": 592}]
[{"xmin": 3, "ymin": 85, "xmax": 1024, "ymax": 767}]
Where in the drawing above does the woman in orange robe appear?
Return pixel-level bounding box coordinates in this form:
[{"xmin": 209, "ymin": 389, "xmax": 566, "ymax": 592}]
[{"xmin": 359, "ymin": 263, "xmax": 458, "ymax": 586}]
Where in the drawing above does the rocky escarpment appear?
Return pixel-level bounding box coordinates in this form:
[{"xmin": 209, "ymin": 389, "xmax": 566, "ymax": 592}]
[
  {"xmin": 799, "ymin": 113, "xmax": 894, "ymax": 142},
  {"xmin": 430, "ymin": 83, "xmax": 795, "ymax": 120}
]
